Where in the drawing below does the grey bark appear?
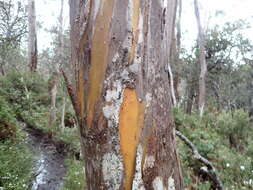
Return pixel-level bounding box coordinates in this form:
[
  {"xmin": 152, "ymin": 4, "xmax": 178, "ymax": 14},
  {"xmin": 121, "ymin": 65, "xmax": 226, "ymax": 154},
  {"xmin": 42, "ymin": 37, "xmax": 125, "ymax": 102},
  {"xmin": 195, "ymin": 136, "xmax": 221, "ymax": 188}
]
[
  {"xmin": 61, "ymin": 95, "xmax": 66, "ymax": 129},
  {"xmin": 28, "ymin": 0, "xmax": 37, "ymax": 72},
  {"xmin": 194, "ymin": 0, "xmax": 207, "ymax": 116},
  {"xmin": 48, "ymin": 0, "xmax": 64, "ymax": 128}
]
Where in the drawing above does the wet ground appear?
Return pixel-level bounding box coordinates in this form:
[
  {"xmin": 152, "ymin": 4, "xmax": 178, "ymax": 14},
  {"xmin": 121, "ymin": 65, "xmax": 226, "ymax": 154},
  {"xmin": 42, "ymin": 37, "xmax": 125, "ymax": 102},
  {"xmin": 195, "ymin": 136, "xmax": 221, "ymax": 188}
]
[{"xmin": 23, "ymin": 124, "xmax": 66, "ymax": 190}]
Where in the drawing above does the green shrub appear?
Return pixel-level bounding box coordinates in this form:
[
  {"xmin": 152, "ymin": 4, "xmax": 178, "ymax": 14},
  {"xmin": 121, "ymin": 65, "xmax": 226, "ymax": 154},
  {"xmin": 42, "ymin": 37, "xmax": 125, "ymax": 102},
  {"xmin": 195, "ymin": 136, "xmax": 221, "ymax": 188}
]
[
  {"xmin": 61, "ymin": 158, "xmax": 85, "ymax": 190},
  {"xmin": 0, "ymin": 138, "xmax": 33, "ymax": 190},
  {"xmin": 0, "ymin": 96, "xmax": 17, "ymax": 141},
  {"xmin": 217, "ymin": 109, "xmax": 251, "ymax": 150},
  {"xmin": 174, "ymin": 108, "xmax": 253, "ymax": 189}
]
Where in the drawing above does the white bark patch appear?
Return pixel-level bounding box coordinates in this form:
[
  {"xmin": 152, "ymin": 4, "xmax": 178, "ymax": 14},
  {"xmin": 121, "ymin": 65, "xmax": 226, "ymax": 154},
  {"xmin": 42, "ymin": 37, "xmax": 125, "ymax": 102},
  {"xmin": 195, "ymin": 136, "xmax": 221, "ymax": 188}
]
[
  {"xmin": 126, "ymin": 0, "xmax": 133, "ymax": 30},
  {"xmin": 129, "ymin": 62, "xmax": 139, "ymax": 73},
  {"xmin": 145, "ymin": 93, "xmax": 152, "ymax": 107},
  {"xmin": 102, "ymin": 152, "xmax": 123, "ymax": 190},
  {"xmin": 132, "ymin": 145, "xmax": 145, "ymax": 190},
  {"xmin": 144, "ymin": 155, "xmax": 155, "ymax": 169},
  {"xmin": 93, "ymin": 0, "xmax": 101, "ymax": 18},
  {"xmin": 138, "ymin": 12, "xmax": 144, "ymax": 43},
  {"xmin": 112, "ymin": 52, "xmax": 120, "ymax": 63},
  {"xmin": 122, "ymin": 0, "xmax": 134, "ymax": 50},
  {"xmin": 105, "ymin": 81, "xmax": 121, "ymax": 102},
  {"xmin": 120, "ymin": 69, "xmax": 130, "ymax": 80},
  {"xmin": 162, "ymin": 0, "xmax": 168, "ymax": 8},
  {"xmin": 152, "ymin": 176, "xmax": 164, "ymax": 190},
  {"xmin": 103, "ymin": 81, "xmax": 123, "ymax": 122},
  {"xmin": 168, "ymin": 176, "xmax": 175, "ymax": 190}
]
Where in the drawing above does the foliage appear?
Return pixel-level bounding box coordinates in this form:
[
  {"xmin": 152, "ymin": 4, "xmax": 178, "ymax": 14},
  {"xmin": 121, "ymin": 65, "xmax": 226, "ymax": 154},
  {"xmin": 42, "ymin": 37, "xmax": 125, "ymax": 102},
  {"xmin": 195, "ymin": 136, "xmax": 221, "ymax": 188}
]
[
  {"xmin": 0, "ymin": 74, "xmax": 33, "ymax": 190},
  {"xmin": 0, "ymin": 72, "xmax": 82, "ymax": 188},
  {"xmin": 0, "ymin": 139, "xmax": 33, "ymax": 190},
  {"xmin": 61, "ymin": 157, "xmax": 85, "ymax": 190},
  {"xmin": 0, "ymin": 0, "xmax": 27, "ymax": 74},
  {"xmin": 0, "ymin": 96, "xmax": 17, "ymax": 141},
  {"xmin": 217, "ymin": 109, "xmax": 251, "ymax": 150},
  {"xmin": 174, "ymin": 108, "xmax": 253, "ymax": 189}
]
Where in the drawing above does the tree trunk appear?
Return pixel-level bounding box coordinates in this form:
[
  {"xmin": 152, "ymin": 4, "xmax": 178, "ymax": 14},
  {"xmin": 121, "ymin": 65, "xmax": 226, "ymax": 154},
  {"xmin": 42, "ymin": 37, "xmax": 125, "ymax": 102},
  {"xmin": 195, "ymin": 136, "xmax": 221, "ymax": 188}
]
[
  {"xmin": 69, "ymin": 0, "xmax": 183, "ymax": 189},
  {"xmin": 174, "ymin": 0, "xmax": 182, "ymax": 102},
  {"xmin": 61, "ymin": 95, "xmax": 66, "ymax": 129},
  {"xmin": 28, "ymin": 0, "xmax": 37, "ymax": 72},
  {"xmin": 48, "ymin": 0, "xmax": 64, "ymax": 128},
  {"xmin": 194, "ymin": 0, "xmax": 207, "ymax": 116},
  {"xmin": 48, "ymin": 72, "xmax": 58, "ymax": 128},
  {"xmin": 186, "ymin": 84, "xmax": 195, "ymax": 114},
  {"xmin": 58, "ymin": 0, "xmax": 64, "ymax": 69},
  {"xmin": 0, "ymin": 64, "xmax": 5, "ymax": 76}
]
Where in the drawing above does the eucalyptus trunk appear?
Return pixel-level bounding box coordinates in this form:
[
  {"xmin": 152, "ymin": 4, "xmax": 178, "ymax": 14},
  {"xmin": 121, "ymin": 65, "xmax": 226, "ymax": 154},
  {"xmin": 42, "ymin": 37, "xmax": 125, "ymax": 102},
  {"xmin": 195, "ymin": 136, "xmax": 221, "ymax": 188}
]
[
  {"xmin": 69, "ymin": 0, "xmax": 183, "ymax": 189},
  {"xmin": 194, "ymin": 0, "xmax": 207, "ymax": 116},
  {"xmin": 28, "ymin": 0, "xmax": 37, "ymax": 72}
]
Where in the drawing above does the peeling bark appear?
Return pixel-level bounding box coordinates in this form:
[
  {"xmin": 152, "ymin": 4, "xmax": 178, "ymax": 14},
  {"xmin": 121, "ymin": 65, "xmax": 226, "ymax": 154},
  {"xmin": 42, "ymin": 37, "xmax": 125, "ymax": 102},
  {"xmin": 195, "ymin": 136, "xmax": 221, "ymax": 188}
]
[
  {"xmin": 28, "ymin": 0, "xmax": 37, "ymax": 72},
  {"xmin": 69, "ymin": 0, "xmax": 183, "ymax": 189}
]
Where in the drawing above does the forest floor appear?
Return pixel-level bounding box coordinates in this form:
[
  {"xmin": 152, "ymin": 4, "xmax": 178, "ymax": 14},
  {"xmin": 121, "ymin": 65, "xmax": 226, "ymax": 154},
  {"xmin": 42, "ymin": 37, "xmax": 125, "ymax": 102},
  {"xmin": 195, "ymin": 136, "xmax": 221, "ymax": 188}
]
[{"xmin": 22, "ymin": 122, "xmax": 67, "ymax": 190}]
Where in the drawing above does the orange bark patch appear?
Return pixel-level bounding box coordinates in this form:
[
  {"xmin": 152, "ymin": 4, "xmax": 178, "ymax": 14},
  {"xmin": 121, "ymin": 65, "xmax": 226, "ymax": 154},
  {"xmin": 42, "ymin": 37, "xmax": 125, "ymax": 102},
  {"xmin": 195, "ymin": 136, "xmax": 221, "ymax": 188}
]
[
  {"xmin": 119, "ymin": 88, "xmax": 144, "ymax": 189},
  {"xmin": 129, "ymin": 0, "xmax": 140, "ymax": 63},
  {"xmin": 86, "ymin": 0, "xmax": 115, "ymax": 128}
]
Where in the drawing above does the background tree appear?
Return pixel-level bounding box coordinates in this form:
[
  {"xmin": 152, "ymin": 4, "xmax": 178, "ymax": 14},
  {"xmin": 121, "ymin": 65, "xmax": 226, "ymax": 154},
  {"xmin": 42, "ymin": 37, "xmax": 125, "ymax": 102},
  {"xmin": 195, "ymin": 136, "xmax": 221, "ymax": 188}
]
[
  {"xmin": 66, "ymin": 0, "xmax": 183, "ymax": 189},
  {"xmin": 194, "ymin": 0, "xmax": 207, "ymax": 116},
  {"xmin": 28, "ymin": 0, "xmax": 37, "ymax": 72},
  {"xmin": 48, "ymin": 0, "xmax": 64, "ymax": 128},
  {"xmin": 0, "ymin": 0, "xmax": 27, "ymax": 75}
]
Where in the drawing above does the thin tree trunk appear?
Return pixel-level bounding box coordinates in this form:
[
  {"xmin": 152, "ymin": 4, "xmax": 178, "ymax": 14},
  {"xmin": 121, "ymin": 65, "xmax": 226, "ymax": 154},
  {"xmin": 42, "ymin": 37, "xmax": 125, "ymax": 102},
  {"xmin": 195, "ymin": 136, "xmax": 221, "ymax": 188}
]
[
  {"xmin": 68, "ymin": 0, "xmax": 183, "ymax": 189},
  {"xmin": 48, "ymin": 72, "xmax": 58, "ymax": 128},
  {"xmin": 28, "ymin": 0, "xmax": 37, "ymax": 72},
  {"xmin": 173, "ymin": 0, "xmax": 182, "ymax": 102},
  {"xmin": 194, "ymin": 0, "xmax": 207, "ymax": 116},
  {"xmin": 186, "ymin": 85, "xmax": 195, "ymax": 114},
  {"xmin": 48, "ymin": 0, "xmax": 64, "ymax": 128},
  {"xmin": 61, "ymin": 95, "xmax": 66, "ymax": 129},
  {"xmin": 0, "ymin": 64, "xmax": 5, "ymax": 76},
  {"xmin": 58, "ymin": 0, "xmax": 64, "ymax": 69}
]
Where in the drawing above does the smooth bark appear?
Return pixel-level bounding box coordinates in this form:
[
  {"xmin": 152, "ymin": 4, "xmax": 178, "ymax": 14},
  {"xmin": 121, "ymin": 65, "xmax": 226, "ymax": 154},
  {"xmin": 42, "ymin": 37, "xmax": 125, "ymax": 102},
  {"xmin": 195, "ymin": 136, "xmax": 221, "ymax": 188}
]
[
  {"xmin": 173, "ymin": 0, "xmax": 182, "ymax": 102},
  {"xmin": 28, "ymin": 0, "xmax": 37, "ymax": 72},
  {"xmin": 194, "ymin": 0, "xmax": 207, "ymax": 116},
  {"xmin": 48, "ymin": 0, "xmax": 64, "ymax": 128}
]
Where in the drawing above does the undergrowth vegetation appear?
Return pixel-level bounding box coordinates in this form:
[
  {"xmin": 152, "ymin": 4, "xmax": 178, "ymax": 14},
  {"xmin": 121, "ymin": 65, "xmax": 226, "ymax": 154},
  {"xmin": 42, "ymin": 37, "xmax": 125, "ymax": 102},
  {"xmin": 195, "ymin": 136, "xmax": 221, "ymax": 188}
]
[
  {"xmin": 61, "ymin": 157, "xmax": 86, "ymax": 190},
  {"xmin": 0, "ymin": 92, "xmax": 33, "ymax": 190},
  {"xmin": 174, "ymin": 108, "xmax": 253, "ymax": 189},
  {"xmin": 0, "ymin": 72, "xmax": 81, "ymax": 189}
]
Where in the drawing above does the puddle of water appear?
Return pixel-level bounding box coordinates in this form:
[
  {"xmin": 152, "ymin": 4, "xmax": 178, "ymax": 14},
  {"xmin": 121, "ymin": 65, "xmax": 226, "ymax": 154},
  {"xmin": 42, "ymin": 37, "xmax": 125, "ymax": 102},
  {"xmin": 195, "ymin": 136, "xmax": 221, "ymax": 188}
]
[
  {"xmin": 23, "ymin": 125, "xmax": 66, "ymax": 190},
  {"xmin": 32, "ymin": 153, "xmax": 47, "ymax": 190}
]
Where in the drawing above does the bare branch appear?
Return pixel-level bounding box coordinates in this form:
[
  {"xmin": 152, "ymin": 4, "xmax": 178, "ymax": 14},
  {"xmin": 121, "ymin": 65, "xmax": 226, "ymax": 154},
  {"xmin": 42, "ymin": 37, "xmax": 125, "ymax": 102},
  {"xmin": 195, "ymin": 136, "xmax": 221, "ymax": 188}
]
[{"xmin": 176, "ymin": 130, "xmax": 223, "ymax": 190}]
